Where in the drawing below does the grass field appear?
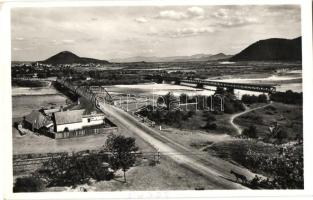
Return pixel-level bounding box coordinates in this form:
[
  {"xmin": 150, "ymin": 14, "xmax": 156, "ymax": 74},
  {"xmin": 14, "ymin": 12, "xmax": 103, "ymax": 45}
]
[
  {"xmin": 234, "ymin": 102, "xmax": 302, "ymax": 140},
  {"xmin": 46, "ymin": 155, "xmax": 220, "ymax": 192}
]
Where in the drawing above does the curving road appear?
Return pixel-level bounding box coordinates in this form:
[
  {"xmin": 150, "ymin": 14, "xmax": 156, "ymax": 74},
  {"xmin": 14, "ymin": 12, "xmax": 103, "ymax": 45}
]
[
  {"xmin": 99, "ymin": 102, "xmax": 258, "ymax": 189},
  {"xmin": 230, "ymin": 102, "xmax": 272, "ymax": 135}
]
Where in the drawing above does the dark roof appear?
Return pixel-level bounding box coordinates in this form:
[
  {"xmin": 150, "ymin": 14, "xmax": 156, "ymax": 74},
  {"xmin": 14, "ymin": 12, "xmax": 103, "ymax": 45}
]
[
  {"xmin": 24, "ymin": 110, "xmax": 52, "ymax": 129},
  {"xmin": 54, "ymin": 109, "xmax": 84, "ymax": 125}
]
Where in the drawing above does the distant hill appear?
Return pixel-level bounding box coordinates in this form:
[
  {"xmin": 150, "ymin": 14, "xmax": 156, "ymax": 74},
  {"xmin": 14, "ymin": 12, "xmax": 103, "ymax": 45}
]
[
  {"xmin": 110, "ymin": 53, "xmax": 232, "ymax": 63},
  {"xmin": 39, "ymin": 51, "xmax": 110, "ymax": 65},
  {"xmin": 206, "ymin": 53, "xmax": 232, "ymax": 61},
  {"xmin": 230, "ymin": 37, "xmax": 302, "ymax": 61}
]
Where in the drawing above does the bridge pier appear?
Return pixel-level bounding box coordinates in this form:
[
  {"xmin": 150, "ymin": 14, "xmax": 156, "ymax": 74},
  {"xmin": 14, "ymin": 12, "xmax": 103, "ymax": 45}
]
[
  {"xmin": 174, "ymin": 80, "xmax": 181, "ymax": 85},
  {"xmin": 226, "ymin": 87, "xmax": 234, "ymax": 94},
  {"xmin": 215, "ymin": 87, "xmax": 226, "ymax": 94}
]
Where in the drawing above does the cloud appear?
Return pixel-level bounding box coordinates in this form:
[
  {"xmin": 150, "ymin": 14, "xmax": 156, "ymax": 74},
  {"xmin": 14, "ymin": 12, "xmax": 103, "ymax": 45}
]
[
  {"xmin": 13, "ymin": 47, "xmax": 34, "ymax": 51},
  {"xmin": 49, "ymin": 39, "xmax": 75, "ymax": 46},
  {"xmin": 156, "ymin": 7, "xmax": 205, "ymax": 20},
  {"xmin": 215, "ymin": 17, "xmax": 259, "ymax": 28},
  {"xmin": 157, "ymin": 10, "xmax": 188, "ymax": 20},
  {"xmin": 187, "ymin": 7, "xmax": 205, "ymax": 18},
  {"xmin": 15, "ymin": 37, "xmax": 24, "ymax": 41},
  {"xmin": 263, "ymin": 5, "xmax": 301, "ymax": 22},
  {"xmin": 174, "ymin": 27, "xmax": 214, "ymax": 37},
  {"xmin": 13, "ymin": 47, "xmax": 22, "ymax": 51},
  {"xmin": 61, "ymin": 39, "xmax": 75, "ymax": 44},
  {"xmin": 212, "ymin": 8, "xmax": 260, "ymax": 28},
  {"xmin": 151, "ymin": 26, "xmax": 215, "ymax": 38},
  {"xmin": 135, "ymin": 17, "xmax": 148, "ymax": 23},
  {"xmin": 212, "ymin": 8, "xmax": 229, "ymax": 19}
]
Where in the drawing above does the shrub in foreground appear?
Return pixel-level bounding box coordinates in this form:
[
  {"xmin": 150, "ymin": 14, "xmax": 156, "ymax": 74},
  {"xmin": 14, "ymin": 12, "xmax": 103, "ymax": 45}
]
[{"xmin": 13, "ymin": 176, "xmax": 45, "ymax": 192}]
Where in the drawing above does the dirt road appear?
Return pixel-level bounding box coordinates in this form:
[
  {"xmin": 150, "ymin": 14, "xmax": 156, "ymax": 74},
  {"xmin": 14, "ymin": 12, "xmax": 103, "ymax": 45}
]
[
  {"xmin": 99, "ymin": 102, "xmax": 257, "ymax": 189},
  {"xmin": 230, "ymin": 102, "xmax": 272, "ymax": 135}
]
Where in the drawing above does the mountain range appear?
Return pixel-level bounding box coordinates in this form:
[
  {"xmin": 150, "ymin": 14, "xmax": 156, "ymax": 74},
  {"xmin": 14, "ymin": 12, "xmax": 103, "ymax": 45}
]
[
  {"xmin": 36, "ymin": 36, "xmax": 302, "ymax": 65},
  {"xmin": 109, "ymin": 53, "xmax": 232, "ymax": 63},
  {"xmin": 39, "ymin": 51, "xmax": 110, "ymax": 65},
  {"xmin": 230, "ymin": 37, "xmax": 301, "ymax": 61}
]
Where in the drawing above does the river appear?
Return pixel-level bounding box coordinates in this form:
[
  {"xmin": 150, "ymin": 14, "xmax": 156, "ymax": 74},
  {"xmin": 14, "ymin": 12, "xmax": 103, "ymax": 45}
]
[
  {"xmin": 106, "ymin": 69, "xmax": 302, "ymax": 99},
  {"xmin": 12, "ymin": 69, "xmax": 302, "ymax": 117}
]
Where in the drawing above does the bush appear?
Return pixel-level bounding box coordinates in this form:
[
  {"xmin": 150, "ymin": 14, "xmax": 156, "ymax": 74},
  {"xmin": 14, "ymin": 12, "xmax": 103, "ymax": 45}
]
[
  {"xmin": 202, "ymin": 111, "xmax": 216, "ymax": 122},
  {"xmin": 148, "ymin": 159, "xmax": 157, "ymax": 166},
  {"xmin": 242, "ymin": 94, "xmax": 268, "ymax": 104},
  {"xmin": 138, "ymin": 106, "xmax": 194, "ymax": 127},
  {"xmin": 223, "ymin": 98, "xmax": 245, "ymax": 114},
  {"xmin": 242, "ymin": 94, "xmax": 258, "ymax": 104},
  {"xmin": 270, "ymin": 90, "xmax": 302, "ymax": 105},
  {"xmin": 244, "ymin": 146, "xmax": 303, "ymax": 189},
  {"xmin": 205, "ymin": 123, "xmax": 217, "ymax": 130},
  {"xmin": 37, "ymin": 154, "xmax": 114, "ymax": 187},
  {"xmin": 13, "ymin": 176, "xmax": 45, "ymax": 192},
  {"xmin": 242, "ymin": 125, "xmax": 258, "ymax": 138},
  {"xmin": 258, "ymin": 94, "xmax": 268, "ymax": 103},
  {"xmin": 276, "ymin": 129, "xmax": 289, "ymax": 143}
]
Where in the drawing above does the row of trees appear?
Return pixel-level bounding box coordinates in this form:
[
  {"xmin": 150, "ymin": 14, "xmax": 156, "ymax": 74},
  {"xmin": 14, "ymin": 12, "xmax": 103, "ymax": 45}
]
[
  {"xmin": 270, "ymin": 90, "xmax": 302, "ymax": 105},
  {"xmin": 138, "ymin": 105, "xmax": 195, "ymax": 128},
  {"xmin": 158, "ymin": 92, "xmax": 245, "ymax": 114},
  {"xmin": 138, "ymin": 92, "xmax": 245, "ymax": 130},
  {"xmin": 241, "ymin": 94, "xmax": 268, "ymax": 104}
]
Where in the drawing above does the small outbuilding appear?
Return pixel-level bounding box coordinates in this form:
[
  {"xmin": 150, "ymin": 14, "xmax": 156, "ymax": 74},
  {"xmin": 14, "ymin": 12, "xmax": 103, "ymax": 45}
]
[{"xmin": 23, "ymin": 110, "xmax": 53, "ymax": 132}]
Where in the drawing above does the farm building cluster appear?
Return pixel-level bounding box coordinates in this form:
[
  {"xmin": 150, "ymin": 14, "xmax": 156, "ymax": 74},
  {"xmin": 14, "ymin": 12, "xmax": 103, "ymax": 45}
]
[{"xmin": 18, "ymin": 107, "xmax": 118, "ymax": 139}]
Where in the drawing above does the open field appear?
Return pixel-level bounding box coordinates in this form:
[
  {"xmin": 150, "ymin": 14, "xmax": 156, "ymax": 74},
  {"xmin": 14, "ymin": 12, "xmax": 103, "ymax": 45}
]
[
  {"xmin": 12, "ymin": 94, "xmax": 67, "ymax": 119},
  {"xmin": 13, "ymin": 128, "xmax": 110, "ymax": 155}
]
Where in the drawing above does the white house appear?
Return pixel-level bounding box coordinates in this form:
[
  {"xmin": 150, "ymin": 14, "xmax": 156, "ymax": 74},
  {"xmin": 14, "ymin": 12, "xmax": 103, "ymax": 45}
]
[{"xmin": 53, "ymin": 109, "xmax": 106, "ymax": 132}]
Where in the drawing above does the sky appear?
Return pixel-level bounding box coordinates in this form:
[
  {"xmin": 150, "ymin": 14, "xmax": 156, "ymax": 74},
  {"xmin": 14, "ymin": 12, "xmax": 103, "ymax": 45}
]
[{"xmin": 11, "ymin": 5, "xmax": 301, "ymax": 61}]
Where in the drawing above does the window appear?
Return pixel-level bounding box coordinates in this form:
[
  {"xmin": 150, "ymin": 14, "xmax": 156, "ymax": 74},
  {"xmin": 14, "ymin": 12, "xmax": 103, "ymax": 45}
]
[{"xmin": 88, "ymin": 118, "xmax": 91, "ymax": 123}]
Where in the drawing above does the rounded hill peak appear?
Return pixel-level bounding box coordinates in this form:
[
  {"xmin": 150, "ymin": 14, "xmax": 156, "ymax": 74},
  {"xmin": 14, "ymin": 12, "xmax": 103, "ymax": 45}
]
[{"xmin": 39, "ymin": 51, "xmax": 109, "ymax": 65}]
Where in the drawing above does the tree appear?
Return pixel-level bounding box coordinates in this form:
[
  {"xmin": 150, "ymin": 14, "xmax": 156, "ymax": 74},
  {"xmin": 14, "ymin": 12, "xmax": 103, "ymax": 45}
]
[
  {"xmin": 13, "ymin": 176, "xmax": 45, "ymax": 192},
  {"xmin": 204, "ymin": 122, "xmax": 217, "ymax": 130},
  {"xmin": 37, "ymin": 153, "xmax": 113, "ymax": 187},
  {"xmin": 157, "ymin": 92, "xmax": 179, "ymax": 111},
  {"xmin": 242, "ymin": 125, "xmax": 258, "ymax": 138},
  {"xmin": 105, "ymin": 134, "xmax": 139, "ymax": 183},
  {"xmin": 179, "ymin": 93, "xmax": 189, "ymax": 104},
  {"xmin": 242, "ymin": 94, "xmax": 258, "ymax": 104},
  {"xmin": 258, "ymin": 94, "xmax": 268, "ymax": 103},
  {"xmin": 275, "ymin": 129, "xmax": 289, "ymax": 143},
  {"xmin": 295, "ymin": 133, "xmax": 303, "ymax": 144},
  {"xmin": 241, "ymin": 94, "xmax": 268, "ymax": 104}
]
